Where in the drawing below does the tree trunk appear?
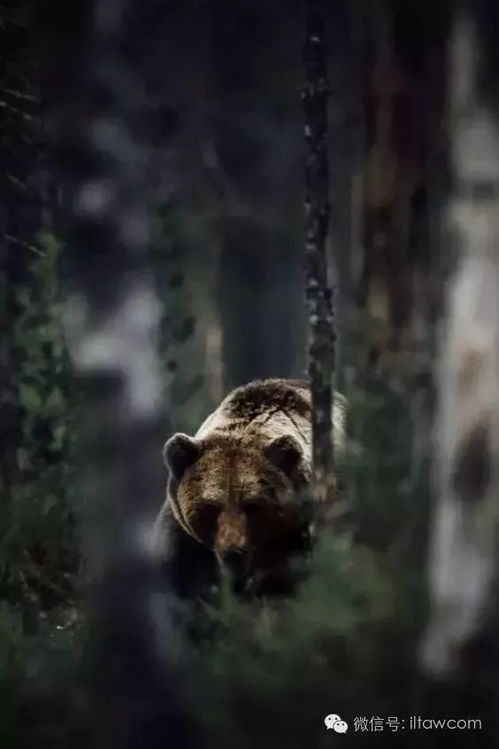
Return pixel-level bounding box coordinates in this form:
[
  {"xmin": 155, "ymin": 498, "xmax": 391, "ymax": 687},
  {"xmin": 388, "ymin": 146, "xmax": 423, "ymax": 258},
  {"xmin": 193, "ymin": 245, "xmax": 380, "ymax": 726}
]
[
  {"xmin": 50, "ymin": 0, "xmax": 200, "ymax": 746},
  {"xmin": 303, "ymin": 0, "xmax": 336, "ymax": 505},
  {"xmin": 422, "ymin": 8, "xmax": 499, "ymax": 688}
]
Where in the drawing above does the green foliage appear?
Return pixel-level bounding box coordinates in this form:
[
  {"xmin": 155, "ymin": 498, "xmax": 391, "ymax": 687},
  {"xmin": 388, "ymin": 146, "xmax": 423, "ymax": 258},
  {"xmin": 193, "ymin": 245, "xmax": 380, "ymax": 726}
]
[
  {"xmin": 0, "ymin": 233, "xmax": 85, "ymax": 748},
  {"xmin": 2, "ymin": 232, "xmax": 78, "ymax": 619},
  {"xmin": 192, "ymin": 536, "xmax": 391, "ymax": 749},
  {"xmin": 0, "ymin": 206, "xmax": 216, "ymax": 747},
  {"xmin": 0, "ymin": 603, "xmax": 89, "ymax": 749}
]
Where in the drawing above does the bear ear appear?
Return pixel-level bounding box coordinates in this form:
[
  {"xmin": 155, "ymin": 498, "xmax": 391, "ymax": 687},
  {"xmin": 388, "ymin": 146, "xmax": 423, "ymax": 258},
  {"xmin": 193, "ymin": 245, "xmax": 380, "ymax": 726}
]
[
  {"xmin": 264, "ymin": 434, "xmax": 302, "ymax": 477},
  {"xmin": 163, "ymin": 433, "xmax": 200, "ymax": 480}
]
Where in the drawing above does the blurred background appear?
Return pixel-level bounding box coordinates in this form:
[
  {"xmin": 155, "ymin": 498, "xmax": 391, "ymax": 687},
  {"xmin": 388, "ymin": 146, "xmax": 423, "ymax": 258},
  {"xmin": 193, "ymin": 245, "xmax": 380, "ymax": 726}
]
[{"xmin": 2, "ymin": 0, "xmax": 499, "ymax": 747}]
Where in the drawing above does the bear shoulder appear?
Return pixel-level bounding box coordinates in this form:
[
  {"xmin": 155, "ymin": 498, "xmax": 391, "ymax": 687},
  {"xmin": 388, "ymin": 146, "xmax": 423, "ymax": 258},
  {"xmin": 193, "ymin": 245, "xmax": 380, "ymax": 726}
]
[
  {"xmin": 195, "ymin": 378, "xmax": 309, "ymax": 438},
  {"xmin": 196, "ymin": 377, "xmax": 346, "ymax": 455}
]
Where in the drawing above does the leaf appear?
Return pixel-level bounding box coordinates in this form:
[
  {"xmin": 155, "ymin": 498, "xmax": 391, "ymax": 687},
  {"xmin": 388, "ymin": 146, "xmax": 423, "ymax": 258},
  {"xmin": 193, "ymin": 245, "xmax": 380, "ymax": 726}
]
[
  {"xmin": 19, "ymin": 385, "xmax": 42, "ymax": 413},
  {"xmin": 38, "ymin": 231, "xmax": 62, "ymax": 262},
  {"xmin": 52, "ymin": 425, "xmax": 67, "ymax": 451},
  {"xmin": 45, "ymin": 387, "xmax": 64, "ymax": 412}
]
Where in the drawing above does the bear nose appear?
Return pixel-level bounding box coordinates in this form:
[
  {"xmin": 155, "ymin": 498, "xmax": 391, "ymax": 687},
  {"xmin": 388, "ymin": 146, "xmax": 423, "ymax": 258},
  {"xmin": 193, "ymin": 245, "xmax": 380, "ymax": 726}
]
[{"xmin": 221, "ymin": 547, "xmax": 247, "ymax": 575}]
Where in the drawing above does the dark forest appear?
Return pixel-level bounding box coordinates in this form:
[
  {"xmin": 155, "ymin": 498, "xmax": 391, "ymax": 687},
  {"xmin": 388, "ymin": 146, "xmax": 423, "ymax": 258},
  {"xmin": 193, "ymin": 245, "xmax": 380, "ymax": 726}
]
[{"xmin": 1, "ymin": 0, "xmax": 499, "ymax": 747}]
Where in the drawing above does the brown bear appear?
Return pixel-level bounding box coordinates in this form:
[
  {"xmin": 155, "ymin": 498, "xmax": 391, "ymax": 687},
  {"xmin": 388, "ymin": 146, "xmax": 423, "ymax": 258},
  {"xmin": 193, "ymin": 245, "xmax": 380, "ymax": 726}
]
[{"xmin": 154, "ymin": 378, "xmax": 346, "ymax": 597}]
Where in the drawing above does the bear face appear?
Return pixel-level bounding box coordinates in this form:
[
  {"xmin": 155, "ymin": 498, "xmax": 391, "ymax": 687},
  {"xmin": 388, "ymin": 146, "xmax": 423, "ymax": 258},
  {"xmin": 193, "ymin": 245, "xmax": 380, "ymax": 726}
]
[
  {"xmin": 164, "ymin": 430, "xmax": 312, "ymax": 592},
  {"xmin": 158, "ymin": 378, "xmax": 346, "ymax": 596}
]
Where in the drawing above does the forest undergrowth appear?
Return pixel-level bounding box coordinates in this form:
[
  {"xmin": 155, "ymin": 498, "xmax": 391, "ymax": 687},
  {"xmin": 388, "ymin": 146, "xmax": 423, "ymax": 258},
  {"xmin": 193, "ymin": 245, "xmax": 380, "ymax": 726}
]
[{"xmin": 0, "ymin": 238, "xmax": 433, "ymax": 748}]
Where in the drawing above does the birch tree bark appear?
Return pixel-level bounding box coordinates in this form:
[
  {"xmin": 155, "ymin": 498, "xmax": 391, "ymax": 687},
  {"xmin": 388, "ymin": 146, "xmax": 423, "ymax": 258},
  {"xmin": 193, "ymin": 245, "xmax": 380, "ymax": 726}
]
[
  {"xmin": 51, "ymin": 0, "xmax": 199, "ymax": 746},
  {"xmin": 422, "ymin": 10, "xmax": 499, "ymax": 678}
]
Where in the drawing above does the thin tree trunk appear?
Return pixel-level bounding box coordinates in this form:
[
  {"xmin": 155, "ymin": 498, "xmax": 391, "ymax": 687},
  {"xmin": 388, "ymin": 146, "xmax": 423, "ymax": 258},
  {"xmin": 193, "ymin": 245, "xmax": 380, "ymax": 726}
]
[{"xmin": 303, "ymin": 0, "xmax": 336, "ymax": 504}]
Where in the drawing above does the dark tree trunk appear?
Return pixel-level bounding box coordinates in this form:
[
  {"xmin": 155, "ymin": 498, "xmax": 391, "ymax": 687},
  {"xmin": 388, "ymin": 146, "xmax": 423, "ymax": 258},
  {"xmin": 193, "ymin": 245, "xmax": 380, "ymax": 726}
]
[
  {"xmin": 303, "ymin": 0, "xmax": 336, "ymax": 504},
  {"xmin": 358, "ymin": 0, "xmax": 449, "ymax": 384}
]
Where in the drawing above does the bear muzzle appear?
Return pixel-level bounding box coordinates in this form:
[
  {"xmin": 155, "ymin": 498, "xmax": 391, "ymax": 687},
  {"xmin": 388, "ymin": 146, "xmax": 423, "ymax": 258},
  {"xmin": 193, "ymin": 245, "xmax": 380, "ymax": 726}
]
[
  {"xmin": 221, "ymin": 546, "xmax": 248, "ymax": 571},
  {"xmin": 217, "ymin": 546, "xmax": 252, "ymax": 593},
  {"xmin": 214, "ymin": 511, "xmax": 252, "ymax": 590}
]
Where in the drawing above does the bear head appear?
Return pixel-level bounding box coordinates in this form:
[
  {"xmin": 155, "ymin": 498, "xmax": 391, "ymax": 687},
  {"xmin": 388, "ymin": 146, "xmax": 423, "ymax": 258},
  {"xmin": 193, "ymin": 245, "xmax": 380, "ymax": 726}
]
[{"xmin": 163, "ymin": 430, "xmax": 313, "ymax": 593}]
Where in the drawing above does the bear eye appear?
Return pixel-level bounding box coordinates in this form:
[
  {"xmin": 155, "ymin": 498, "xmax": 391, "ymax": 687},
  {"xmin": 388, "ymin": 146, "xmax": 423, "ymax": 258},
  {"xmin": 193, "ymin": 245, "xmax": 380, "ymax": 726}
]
[
  {"xmin": 243, "ymin": 499, "xmax": 267, "ymax": 518},
  {"xmin": 190, "ymin": 503, "xmax": 220, "ymax": 540}
]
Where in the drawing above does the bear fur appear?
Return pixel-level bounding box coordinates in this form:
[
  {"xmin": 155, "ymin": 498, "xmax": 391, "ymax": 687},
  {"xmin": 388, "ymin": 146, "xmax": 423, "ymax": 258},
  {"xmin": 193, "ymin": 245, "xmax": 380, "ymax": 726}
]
[{"xmin": 154, "ymin": 378, "xmax": 346, "ymax": 597}]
